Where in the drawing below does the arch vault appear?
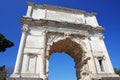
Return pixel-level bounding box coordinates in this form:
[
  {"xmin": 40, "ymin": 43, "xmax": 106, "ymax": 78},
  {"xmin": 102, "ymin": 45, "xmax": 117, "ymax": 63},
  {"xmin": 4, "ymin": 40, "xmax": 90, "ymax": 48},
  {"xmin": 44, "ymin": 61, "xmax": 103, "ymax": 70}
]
[{"xmin": 10, "ymin": 2, "xmax": 119, "ymax": 80}]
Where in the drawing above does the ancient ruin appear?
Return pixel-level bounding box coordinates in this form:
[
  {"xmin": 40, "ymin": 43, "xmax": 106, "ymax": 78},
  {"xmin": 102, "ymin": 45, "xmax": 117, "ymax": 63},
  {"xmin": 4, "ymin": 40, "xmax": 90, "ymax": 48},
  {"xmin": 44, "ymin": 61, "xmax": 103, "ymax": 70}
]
[{"xmin": 10, "ymin": 2, "xmax": 119, "ymax": 80}]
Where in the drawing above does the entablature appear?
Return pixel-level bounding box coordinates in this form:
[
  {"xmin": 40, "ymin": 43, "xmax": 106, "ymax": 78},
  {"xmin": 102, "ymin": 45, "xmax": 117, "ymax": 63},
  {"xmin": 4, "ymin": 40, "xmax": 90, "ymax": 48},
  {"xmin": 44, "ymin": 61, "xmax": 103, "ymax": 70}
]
[{"xmin": 21, "ymin": 17, "xmax": 104, "ymax": 35}]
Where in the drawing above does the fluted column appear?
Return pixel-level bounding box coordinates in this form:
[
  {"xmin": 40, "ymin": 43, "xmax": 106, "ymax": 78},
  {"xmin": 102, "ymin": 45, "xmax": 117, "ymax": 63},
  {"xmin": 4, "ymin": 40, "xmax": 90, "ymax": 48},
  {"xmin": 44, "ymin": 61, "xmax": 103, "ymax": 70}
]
[{"xmin": 11, "ymin": 24, "xmax": 29, "ymax": 77}]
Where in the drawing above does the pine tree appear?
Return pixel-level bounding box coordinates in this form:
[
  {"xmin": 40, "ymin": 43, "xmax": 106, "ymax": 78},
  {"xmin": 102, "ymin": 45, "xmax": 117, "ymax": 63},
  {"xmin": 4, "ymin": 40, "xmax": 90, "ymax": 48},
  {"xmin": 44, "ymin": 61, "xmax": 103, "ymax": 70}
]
[
  {"xmin": 0, "ymin": 65, "xmax": 6, "ymax": 80},
  {"xmin": 114, "ymin": 68, "xmax": 120, "ymax": 76},
  {"xmin": 0, "ymin": 33, "xmax": 14, "ymax": 80},
  {"xmin": 0, "ymin": 33, "xmax": 14, "ymax": 52}
]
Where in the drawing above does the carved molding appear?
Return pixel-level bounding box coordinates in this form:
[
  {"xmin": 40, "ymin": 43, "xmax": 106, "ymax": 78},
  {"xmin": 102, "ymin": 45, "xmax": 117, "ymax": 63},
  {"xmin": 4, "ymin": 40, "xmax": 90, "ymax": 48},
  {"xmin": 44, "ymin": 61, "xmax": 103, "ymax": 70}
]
[{"xmin": 21, "ymin": 17, "xmax": 104, "ymax": 34}]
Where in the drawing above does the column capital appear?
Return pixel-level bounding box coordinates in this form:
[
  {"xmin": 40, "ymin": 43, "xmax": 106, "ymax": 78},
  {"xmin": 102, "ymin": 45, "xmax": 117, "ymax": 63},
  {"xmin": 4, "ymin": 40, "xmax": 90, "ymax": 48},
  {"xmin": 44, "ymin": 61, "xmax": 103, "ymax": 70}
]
[
  {"xmin": 42, "ymin": 30, "xmax": 48, "ymax": 36},
  {"xmin": 22, "ymin": 24, "xmax": 29, "ymax": 33}
]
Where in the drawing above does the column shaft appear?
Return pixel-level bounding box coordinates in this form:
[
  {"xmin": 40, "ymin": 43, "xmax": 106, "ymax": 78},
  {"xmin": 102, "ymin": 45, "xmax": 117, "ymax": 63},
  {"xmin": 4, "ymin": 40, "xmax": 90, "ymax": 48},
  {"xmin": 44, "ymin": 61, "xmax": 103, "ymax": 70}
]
[
  {"xmin": 11, "ymin": 24, "xmax": 28, "ymax": 77},
  {"xmin": 14, "ymin": 32, "xmax": 27, "ymax": 74}
]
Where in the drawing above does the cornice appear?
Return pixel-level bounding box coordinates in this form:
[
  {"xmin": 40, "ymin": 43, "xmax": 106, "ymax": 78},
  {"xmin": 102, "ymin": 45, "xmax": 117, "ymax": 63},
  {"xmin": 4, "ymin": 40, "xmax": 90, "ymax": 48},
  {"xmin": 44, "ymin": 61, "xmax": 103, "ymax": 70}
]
[
  {"xmin": 27, "ymin": 2, "xmax": 35, "ymax": 7},
  {"xmin": 21, "ymin": 17, "xmax": 104, "ymax": 34}
]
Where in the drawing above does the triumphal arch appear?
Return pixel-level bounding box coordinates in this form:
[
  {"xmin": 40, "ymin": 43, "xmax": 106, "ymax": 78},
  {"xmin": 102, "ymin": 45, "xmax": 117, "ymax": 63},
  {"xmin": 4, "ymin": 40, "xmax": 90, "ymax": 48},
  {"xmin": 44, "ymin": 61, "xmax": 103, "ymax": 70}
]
[{"xmin": 10, "ymin": 2, "xmax": 119, "ymax": 80}]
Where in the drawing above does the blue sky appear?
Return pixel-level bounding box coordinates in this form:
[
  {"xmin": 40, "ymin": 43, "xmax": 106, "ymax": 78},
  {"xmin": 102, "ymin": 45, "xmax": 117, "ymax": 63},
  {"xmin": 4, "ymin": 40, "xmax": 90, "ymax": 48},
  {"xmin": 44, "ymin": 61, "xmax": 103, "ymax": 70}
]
[{"xmin": 0, "ymin": 0, "xmax": 120, "ymax": 79}]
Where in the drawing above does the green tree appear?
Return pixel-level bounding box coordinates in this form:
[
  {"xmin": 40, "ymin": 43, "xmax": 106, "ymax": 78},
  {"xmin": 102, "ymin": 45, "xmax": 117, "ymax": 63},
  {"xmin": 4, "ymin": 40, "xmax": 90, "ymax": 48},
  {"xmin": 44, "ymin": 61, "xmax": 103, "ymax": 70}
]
[
  {"xmin": 0, "ymin": 33, "xmax": 14, "ymax": 52},
  {"xmin": 114, "ymin": 68, "xmax": 120, "ymax": 76},
  {"xmin": 0, "ymin": 65, "xmax": 6, "ymax": 80},
  {"xmin": 0, "ymin": 33, "xmax": 14, "ymax": 80}
]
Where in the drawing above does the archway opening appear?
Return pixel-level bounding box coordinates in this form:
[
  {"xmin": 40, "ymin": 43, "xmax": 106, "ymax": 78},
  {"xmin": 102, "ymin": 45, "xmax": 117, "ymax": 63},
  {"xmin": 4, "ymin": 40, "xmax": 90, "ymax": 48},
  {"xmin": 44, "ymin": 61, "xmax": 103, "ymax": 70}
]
[
  {"xmin": 47, "ymin": 38, "xmax": 84, "ymax": 80},
  {"xmin": 48, "ymin": 52, "xmax": 77, "ymax": 80}
]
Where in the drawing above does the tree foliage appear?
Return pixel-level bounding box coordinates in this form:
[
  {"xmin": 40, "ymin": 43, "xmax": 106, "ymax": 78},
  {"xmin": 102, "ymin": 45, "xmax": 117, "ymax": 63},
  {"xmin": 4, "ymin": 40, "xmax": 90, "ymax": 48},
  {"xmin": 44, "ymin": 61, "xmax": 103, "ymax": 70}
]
[
  {"xmin": 0, "ymin": 33, "xmax": 14, "ymax": 79},
  {"xmin": 114, "ymin": 68, "xmax": 120, "ymax": 76},
  {"xmin": 0, "ymin": 65, "xmax": 6, "ymax": 80},
  {"xmin": 0, "ymin": 33, "xmax": 14, "ymax": 52}
]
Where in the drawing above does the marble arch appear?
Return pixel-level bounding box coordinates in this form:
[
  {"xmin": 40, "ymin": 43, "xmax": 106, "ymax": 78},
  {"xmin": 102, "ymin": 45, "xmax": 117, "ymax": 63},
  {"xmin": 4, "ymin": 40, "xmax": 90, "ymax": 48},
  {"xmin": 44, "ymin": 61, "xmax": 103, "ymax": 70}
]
[{"xmin": 9, "ymin": 2, "xmax": 119, "ymax": 80}]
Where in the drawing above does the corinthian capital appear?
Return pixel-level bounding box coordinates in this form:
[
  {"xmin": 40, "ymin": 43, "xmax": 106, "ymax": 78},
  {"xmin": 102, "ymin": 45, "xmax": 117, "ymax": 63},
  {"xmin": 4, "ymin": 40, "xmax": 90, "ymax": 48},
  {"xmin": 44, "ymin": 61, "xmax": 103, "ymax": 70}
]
[{"xmin": 22, "ymin": 24, "xmax": 29, "ymax": 33}]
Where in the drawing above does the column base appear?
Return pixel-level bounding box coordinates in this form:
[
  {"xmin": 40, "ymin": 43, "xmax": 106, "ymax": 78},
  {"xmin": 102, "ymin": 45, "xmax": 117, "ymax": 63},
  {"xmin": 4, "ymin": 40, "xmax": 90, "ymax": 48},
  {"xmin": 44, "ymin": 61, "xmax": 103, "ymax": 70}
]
[
  {"xmin": 11, "ymin": 73, "xmax": 41, "ymax": 78},
  {"xmin": 10, "ymin": 73, "xmax": 47, "ymax": 80},
  {"xmin": 91, "ymin": 73, "xmax": 120, "ymax": 80},
  {"xmin": 10, "ymin": 73, "xmax": 21, "ymax": 78}
]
